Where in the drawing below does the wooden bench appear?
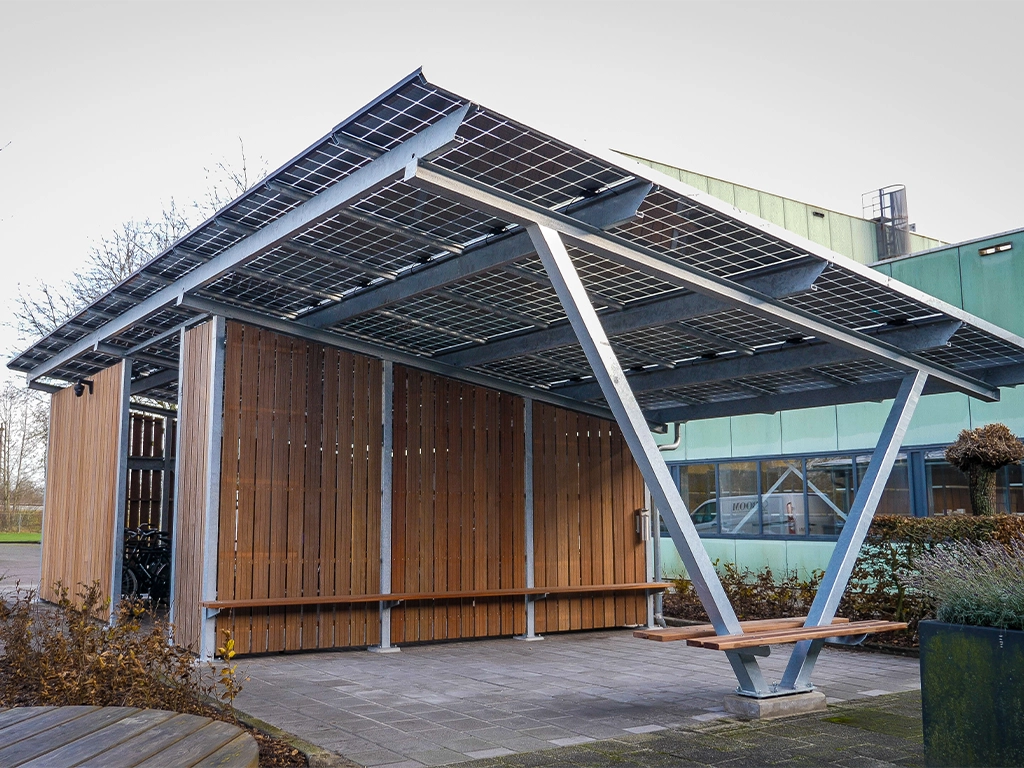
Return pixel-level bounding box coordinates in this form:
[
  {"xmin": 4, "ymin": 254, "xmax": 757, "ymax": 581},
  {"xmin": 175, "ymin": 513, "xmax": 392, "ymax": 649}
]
[
  {"xmin": 203, "ymin": 582, "xmax": 672, "ymax": 610},
  {"xmin": 635, "ymin": 617, "xmax": 907, "ymax": 650}
]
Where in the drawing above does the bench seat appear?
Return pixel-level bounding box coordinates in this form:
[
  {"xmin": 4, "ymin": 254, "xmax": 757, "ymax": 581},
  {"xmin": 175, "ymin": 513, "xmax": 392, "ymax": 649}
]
[
  {"xmin": 633, "ymin": 616, "xmax": 850, "ymax": 642},
  {"xmin": 685, "ymin": 619, "xmax": 908, "ymax": 651}
]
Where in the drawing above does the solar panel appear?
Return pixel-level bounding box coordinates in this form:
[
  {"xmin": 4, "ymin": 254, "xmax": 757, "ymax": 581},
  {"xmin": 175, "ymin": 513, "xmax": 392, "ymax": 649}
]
[{"xmin": 9, "ymin": 70, "xmax": 1024, "ymax": 423}]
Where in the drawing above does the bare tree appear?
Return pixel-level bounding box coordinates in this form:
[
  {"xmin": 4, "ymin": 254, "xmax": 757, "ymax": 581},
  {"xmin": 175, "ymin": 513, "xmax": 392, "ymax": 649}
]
[
  {"xmin": 13, "ymin": 142, "xmax": 268, "ymax": 343},
  {"xmin": 0, "ymin": 383, "xmax": 48, "ymax": 513}
]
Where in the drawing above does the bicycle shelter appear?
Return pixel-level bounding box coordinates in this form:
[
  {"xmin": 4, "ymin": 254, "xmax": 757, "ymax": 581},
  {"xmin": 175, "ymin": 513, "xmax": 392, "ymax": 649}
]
[{"xmin": 12, "ymin": 71, "xmax": 1024, "ymax": 704}]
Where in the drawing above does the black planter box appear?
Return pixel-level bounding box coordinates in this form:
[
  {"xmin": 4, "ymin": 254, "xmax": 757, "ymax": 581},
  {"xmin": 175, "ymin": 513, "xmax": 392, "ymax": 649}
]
[{"xmin": 920, "ymin": 620, "xmax": 1024, "ymax": 767}]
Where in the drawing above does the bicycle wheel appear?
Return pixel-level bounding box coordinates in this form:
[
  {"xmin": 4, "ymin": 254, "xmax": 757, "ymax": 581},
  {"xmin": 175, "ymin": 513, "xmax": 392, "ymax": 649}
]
[{"xmin": 121, "ymin": 566, "xmax": 139, "ymax": 598}]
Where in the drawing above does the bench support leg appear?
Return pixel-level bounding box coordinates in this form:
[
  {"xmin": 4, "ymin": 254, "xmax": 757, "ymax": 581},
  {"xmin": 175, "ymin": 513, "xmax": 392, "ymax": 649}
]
[{"xmin": 780, "ymin": 371, "xmax": 926, "ymax": 692}]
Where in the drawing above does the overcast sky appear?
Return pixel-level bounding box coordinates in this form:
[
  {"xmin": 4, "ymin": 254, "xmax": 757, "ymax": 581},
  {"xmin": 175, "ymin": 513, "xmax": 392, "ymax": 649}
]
[{"xmin": 1, "ymin": 0, "xmax": 1021, "ymax": 384}]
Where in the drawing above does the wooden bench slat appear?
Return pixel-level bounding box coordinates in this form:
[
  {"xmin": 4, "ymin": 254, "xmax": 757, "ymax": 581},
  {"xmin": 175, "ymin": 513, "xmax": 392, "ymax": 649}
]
[
  {"xmin": 633, "ymin": 616, "xmax": 851, "ymax": 642},
  {"xmin": 203, "ymin": 582, "xmax": 672, "ymax": 610},
  {"xmin": 686, "ymin": 620, "xmax": 908, "ymax": 651}
]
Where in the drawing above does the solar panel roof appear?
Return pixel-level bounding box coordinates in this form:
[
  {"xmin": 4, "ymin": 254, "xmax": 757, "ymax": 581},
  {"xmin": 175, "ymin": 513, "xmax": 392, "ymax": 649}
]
[{"xmin": 11, "ymin": 69, "xmax": 1024, "ymax": 423}]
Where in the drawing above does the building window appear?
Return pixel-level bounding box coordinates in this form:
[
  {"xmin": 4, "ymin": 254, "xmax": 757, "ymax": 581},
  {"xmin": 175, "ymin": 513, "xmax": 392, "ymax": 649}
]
[
  {"xmin": 716, "ymin": 462, "xmax": 761, "ymax": 535},
  {"xmin": 678, "ymin": 463, "xmax": 717, "ymax": 534},
  {"xmin": 805, "ymin": 455, "xmax": 855, "ymax": 535},
  {"xmin": 857, "ymin": 453, "xmax": 911, "ymax": 516},
  {"xmin": 760, "ymin": 459, "xmax": 806, "ymax": 536}
]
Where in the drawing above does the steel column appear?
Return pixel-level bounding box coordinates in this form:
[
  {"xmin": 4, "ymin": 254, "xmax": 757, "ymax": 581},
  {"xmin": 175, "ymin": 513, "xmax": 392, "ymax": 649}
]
[
  {"xmin": 168, "ymin": 329, "xmax": 186, "ymax": 630},
  {"xmin": 109, "ymin": 357, "xmax": 133, "ymax": 622},
  {"xmin": 199, "ymin": 317, "xmax": 226, "ymax": 660},
  {"xmin": 370, "ymin": 361, "xmax": 400, "ymax": 653},
  {"xmin": 779, "ymin": 370, "xmax": 927, "ymax": 692},
  {"xmin": 515, "ymin": 398, "xmax": 542, "ymax": 641},
  {"xmin": 527, "ymin": 224, "xmax": 771, "ymax": 695}
]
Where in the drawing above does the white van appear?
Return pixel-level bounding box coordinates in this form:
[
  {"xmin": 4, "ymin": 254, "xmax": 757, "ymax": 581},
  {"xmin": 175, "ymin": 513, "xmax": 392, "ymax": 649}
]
[{"xmin": 683, "ymin": 492, "xmax": 846, "ymax": 536}]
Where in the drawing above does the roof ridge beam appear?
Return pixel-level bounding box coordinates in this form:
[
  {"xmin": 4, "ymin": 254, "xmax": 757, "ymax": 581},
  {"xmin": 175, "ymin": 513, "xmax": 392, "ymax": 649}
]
[
  {"xmin": 24, "ymin": 104, "xmax": 470, "ymax": 383},
  {"xmin": 297, "ymin": 180, "xmax": 653, "ymax": 329},
  {"xmin": 437, "ymin": 260, "xmax": 823, "ymax": 367},
  {"xmin": 553, "ymin": 318, "xmax": 963, "ymax": 400},
  {"xmin": 408, "ymin": 160, "xmax": 1000, "ymax": 402}
]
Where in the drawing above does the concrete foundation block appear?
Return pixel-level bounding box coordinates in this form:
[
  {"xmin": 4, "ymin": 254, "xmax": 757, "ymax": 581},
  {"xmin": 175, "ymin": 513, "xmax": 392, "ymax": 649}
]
[{"xmin": 723, "ymin": 691, "xmax": 827, "ymax": 720}]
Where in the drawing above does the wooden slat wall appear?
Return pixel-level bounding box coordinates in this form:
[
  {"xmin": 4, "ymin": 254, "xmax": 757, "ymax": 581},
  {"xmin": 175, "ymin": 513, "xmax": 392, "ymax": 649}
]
[
  {"xmin": 126, "ymin": 413, "xmax": 166, "ymax": 529},
  {"xmin": 391, "ymin": 368, "xmax": 527, "ymax": 643},
  {"xmin": 172, "ymin": 322, "xmax": 215, "ymax": 652},
  {"xmin": 40, "ymin": 361, "xmax": 126, "ymax": 605},
  {"xmin": 216, "ymin": 323, "xmax": 382, "ymax": 653},
  {"xmin": 532, "ymin": 403, "xmax": 647, "ymax": 633}
]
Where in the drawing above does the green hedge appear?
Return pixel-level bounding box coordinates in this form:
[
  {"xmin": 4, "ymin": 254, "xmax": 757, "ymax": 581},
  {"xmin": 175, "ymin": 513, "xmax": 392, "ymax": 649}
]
[{"xmin": 666, "ymin": 515, "xmax": 1024, "ymax": 647}]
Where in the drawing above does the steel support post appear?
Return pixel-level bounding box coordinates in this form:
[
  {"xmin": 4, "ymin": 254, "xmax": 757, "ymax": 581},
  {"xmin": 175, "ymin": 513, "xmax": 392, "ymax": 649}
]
[
  {"xmin": 370, "ymin": 361, "xmax": 400, "ymax": 653},
  {"xmin": 515, "ymin": 398, "xmax": 542, "ymax": 641},
  {"xmin": 779, "ymin": 371, "xmax": 927, "ymax": 693},
  {"xmin": 109, "ymin": 357, "xmax": 133, "ymax": 622},
  {"xmin": 199, "ymin": 317, "xmax": 226, "ymax": 661},
  {"xmin": 527, "ymin": 224, "xmax": 770, "ymax": 695},
  {"xmin": 643, "ymin": 484, "xmax": 657, "ymax": 629},
  {"xmin": 168, "ymin": 329, "xmax": 186, "ymax": 630}
]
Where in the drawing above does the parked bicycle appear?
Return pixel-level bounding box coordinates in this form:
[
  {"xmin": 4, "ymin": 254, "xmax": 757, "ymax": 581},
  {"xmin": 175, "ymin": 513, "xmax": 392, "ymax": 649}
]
[{"xmin": 121, "ymin": 525, "xmax": 171, "ymax": 603}]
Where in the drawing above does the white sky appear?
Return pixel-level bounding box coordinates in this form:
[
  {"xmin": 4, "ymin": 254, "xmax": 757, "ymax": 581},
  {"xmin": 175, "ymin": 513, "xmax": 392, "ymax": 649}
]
[{"xmin": 1, "ymin": 0, "xmax": 1022, "ymax": 384}]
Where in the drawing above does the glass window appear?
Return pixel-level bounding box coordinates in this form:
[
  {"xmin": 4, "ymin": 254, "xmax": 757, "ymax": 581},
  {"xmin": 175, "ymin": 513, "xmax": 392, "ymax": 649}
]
[
  {"xmin": 857, "ymin": 453, "xmax": 911, "ymax": 516},
  {"xmin": 678, "ymin": 464, "xmax": 718, "ymax": 535},
  {"xmin": 760, "ymin": 460, "xmax": 806, "ymax": 536},
  {"xmin": 805, "ymin": 456, "xmax": 854, "ymax": 536},
  {"xmin": 926, "ymin": 451, "xmax": 970, "ymax": 516},
  {"xmin": 717, "ymin": 462, "xmax": 760, "ymax": 535},
  {"xmin": 998, "ymin": 462, "xmax": 1024, "ymax": 515}
]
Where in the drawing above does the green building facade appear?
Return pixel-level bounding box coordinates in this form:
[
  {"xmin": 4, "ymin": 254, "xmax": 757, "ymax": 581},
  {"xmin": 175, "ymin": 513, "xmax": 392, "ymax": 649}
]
[{"xmin": 634, "ymin": 156, "xmax": 1024, "ymax": 579}]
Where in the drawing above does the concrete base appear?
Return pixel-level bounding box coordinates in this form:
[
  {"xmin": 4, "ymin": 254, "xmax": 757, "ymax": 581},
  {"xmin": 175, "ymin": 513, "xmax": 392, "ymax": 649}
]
[
  {"xmin": 367, "ymin": 645, "xmax": 401, "ymax": 654},
  {"xmin": 513, "ymin": 634, "xmax": 544, "ymax": 642},
  {"xmin": 724, "ymin": 691, "xmax": 827, "ymax": 720}
]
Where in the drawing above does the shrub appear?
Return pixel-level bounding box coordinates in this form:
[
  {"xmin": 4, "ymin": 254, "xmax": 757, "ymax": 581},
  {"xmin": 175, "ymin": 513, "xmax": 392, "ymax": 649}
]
[
  {"xmin": 907, "ymin": 539, "xmax": 1024, "ymax": 630},
  {"xmin": 665, "ymin": 514, "xmax": 1024, "ymax": 646},
  {"xmin": 0, "ymin": 581, "xmax": 239, "ymax": 713}
]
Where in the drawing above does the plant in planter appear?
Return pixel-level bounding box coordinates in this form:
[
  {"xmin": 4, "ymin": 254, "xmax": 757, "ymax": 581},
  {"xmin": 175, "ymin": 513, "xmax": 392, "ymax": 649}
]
[
  {"xmin": 910, "ymin": 539, "xmax": 1024, "ymax": 767},
  {"xmin": 944, "ymin": 423, "xmax": 1024, "ymax": 516}
]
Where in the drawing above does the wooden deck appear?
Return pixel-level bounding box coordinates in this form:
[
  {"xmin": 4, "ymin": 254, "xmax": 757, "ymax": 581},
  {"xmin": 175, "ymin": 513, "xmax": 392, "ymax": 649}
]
[{"xmin": 0, "ymin": 706, "xmax": 258, "ymax": 767}]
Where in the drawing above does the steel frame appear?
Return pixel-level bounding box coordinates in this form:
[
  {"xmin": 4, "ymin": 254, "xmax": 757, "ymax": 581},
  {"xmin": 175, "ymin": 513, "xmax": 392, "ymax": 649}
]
[
  {"xmin": 528, "ymin": 221, "xmax": 932, "ymax": 697},
  {"xmin": 108, "ymin": 357, "xmax": 133, "ymax": 622},
  {"xmin": 199, "ymin": 317, "xmax": 227, "ymax": 660},
  {"xmin": 371, "ymin": 361, "xmax": 400, "ymax": 653},
  {"xmin": 409, "ymin": 161, "xmax": 999, "ymax": 402},
  {"xmin": 25, "ymin": 105, "xmax": 470, "ymax": 384}
]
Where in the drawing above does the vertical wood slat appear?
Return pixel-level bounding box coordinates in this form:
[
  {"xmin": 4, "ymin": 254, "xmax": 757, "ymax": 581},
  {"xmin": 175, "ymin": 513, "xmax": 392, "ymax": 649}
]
[
  {"xmin": 40, "ymin": 361, "xmax": 127, "ymax": 610},
  {"xmin": 214, "ymin": 322, "xmax": 382, "ymax": 653},
  {"xmin": 171, "ymin": 324, "xmax": 215, "ymax": 651},
  {"xmin": 533, "ymin": 403, "xmax": 647, "ymax": 634},
  {"xmin": 390, "ymin": 368, "xmax": 525, "ymax": 644}
]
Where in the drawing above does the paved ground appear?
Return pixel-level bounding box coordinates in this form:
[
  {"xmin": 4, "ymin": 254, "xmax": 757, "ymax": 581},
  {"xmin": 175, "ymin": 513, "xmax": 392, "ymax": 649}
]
[
  {"xmin": 461, "ymin": 689, "xmax": 924, "ymax": 768},
  {"xmin": 233, "ymin": 630, "xmax": 921, "ymax": 768},
  {"xmin": 0, "ymin": 542, "xmax": 41, "ymax": 596}
]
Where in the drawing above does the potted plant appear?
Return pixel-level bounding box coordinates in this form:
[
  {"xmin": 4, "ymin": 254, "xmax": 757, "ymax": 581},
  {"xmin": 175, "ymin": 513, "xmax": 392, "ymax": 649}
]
[{"xmin": 912, "ymin": 539, "xmax": 1024, "ymax": 767}]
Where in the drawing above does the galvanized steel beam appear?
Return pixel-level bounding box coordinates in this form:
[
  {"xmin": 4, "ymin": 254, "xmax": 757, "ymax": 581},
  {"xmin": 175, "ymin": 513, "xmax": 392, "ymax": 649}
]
[
  {"xmin": 25, "ymin": 105, "xmax": 469, "ymax": 384},
  {"xmin": 779, "ymin": 371, "xmax": 927, "ymax": 693},
  {"xmin": 554, "ymin": 319, "xmax": 962, "ymax": 401},
  {"xmin": 408, "ymin": 161, "xmax": 999, "ymax": 402},
  {"xmin": 527, "ymin": 223, "xmax": 770, "ymax": 695},
  {"xmin": 298, "ymin": 180, "xmax": 652, "ymax": 329},
  {"xmin": 437, "ymin": 261, "xmax": 824, "ymax": 368}
]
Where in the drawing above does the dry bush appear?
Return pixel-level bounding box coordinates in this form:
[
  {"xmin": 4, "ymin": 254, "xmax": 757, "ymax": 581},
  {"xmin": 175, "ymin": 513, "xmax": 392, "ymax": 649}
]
[{"xmin": 0, "ymin": 581, "xmax": 236, "ymax": 713}]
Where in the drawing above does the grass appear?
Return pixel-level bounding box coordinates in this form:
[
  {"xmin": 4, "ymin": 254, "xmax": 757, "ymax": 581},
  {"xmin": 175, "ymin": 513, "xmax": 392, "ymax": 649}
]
[{"xmin": 0, "ymin": 532, "xmax": 41, "ymax": 543}]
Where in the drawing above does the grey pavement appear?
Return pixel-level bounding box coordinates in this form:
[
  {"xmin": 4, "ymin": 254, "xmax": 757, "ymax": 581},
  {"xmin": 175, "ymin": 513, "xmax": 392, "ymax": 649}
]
[
  {"xmin": 0, "ymin": 542, "xmax": 41, "ymax": 596},
  {"xmin": 233, "ymin": 630, "xmax": 921, "ymax": 768},
  {"xmin": 461, "ymin": 689, "xmax": 924, "ymax": 768}
]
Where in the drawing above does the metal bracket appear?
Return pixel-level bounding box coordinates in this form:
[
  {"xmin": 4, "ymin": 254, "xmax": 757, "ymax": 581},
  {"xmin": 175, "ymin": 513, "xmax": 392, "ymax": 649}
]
[
  {"xmin": 526, "ymin": 593, "xmax": 550, "ymax": 603},
  {"xmin": 203, "ymin": 607, "xmax": 221, "ymax": 620}
]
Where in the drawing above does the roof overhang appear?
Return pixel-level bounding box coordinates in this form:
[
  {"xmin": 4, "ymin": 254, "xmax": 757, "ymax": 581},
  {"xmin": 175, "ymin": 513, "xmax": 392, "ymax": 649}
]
[{"xmin": 12, "ymin": 70, "xmax": 1024, "ymax": 421}]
